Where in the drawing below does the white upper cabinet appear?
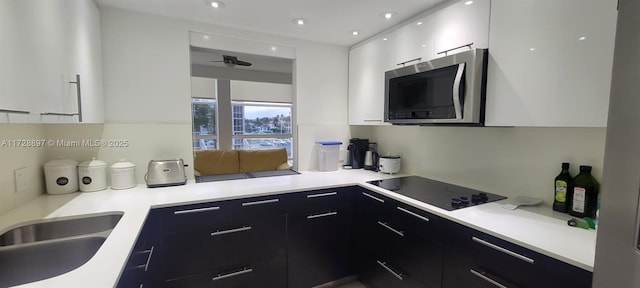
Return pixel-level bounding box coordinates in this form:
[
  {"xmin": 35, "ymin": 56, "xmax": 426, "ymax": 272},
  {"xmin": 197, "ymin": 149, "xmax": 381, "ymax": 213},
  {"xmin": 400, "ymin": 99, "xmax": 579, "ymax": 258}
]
[
  {"xmin": 485, "ymin": 0, "xmax": 617, "ymax": 127},
  {"xmin": 394, "ymin": 16, "xmax": 434, "ymax": 65},
  {"xmin": 348, "ymin": 33, "xmax": 396, "ymax": 125},
  {"xmin": 431, "ymin": 0, "xmax": 491, "ymax": 56},
  {"xmin": 0, "ymin": 0, "xmax": 103, "ymax": 123}
]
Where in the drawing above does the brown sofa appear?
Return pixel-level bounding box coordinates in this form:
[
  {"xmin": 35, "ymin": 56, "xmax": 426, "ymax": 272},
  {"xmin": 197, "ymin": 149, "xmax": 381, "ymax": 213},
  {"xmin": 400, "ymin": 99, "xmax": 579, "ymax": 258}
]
[{"xmin": 194, "ymin": 148, "xmax": 291, "ymax": 176}]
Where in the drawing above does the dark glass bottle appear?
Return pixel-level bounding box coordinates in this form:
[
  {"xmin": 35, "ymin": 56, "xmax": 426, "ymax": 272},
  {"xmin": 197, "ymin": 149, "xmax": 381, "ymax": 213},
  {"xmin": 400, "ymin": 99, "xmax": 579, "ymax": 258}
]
[
  {"xmin": 553, "ymin": 162, "xmax": 573, "ymax": 213},
  {"xmin": 569, "ymin": 165, "xmax": 599, "ymax": 218}
]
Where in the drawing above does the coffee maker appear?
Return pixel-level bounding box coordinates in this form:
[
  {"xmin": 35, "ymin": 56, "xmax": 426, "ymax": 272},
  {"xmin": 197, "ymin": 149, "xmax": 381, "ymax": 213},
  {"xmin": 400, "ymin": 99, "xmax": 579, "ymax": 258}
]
[{"xmin": 345, "ymin": 138, "xmax": 369, "ymax": 169}]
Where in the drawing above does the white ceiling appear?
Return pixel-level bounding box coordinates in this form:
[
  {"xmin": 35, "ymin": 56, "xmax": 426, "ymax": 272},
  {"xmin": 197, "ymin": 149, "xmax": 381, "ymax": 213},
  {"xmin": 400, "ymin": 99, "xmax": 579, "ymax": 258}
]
[{"xmin": 96, "ymin": 0, "xmax": 448, "ymax": 46}]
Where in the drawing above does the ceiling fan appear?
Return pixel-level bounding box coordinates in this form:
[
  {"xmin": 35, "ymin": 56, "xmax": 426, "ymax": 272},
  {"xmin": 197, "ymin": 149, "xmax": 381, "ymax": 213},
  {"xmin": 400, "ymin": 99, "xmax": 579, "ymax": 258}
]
[{"xmin": 210, "ymin": 55, "xmax": 252, "ymax": 67}]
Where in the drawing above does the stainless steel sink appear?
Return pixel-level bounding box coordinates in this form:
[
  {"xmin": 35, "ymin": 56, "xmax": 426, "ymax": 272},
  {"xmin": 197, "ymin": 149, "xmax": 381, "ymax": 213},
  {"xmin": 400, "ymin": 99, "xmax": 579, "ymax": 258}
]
[
  {"xmin": 0, "ymin": 212, "xmax": 122, "ymax": 246},
  {"xmin": 0, "ymin": 212, "xmax": 123, "ymax": 287}
]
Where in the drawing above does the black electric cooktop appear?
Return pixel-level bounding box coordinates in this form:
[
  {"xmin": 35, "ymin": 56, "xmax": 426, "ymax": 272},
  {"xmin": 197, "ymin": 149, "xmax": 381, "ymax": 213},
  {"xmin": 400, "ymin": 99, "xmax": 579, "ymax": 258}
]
[{"xmin": 367, "ymin": 176, "xmax": 506, "ymax": 211}]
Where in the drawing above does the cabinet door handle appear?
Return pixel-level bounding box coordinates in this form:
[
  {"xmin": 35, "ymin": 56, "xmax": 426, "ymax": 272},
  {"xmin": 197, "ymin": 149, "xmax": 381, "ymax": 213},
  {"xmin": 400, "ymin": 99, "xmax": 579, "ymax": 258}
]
[
  {"xmin": 377, "ymin": 221, "xmax": 404, "ymax": 237},
  {"xmin": 376, "ymin": 260, "xmax": 403, "ymax": 280},
  {"xmin": 472, "ymin": 237, "xmax": 535, "ymax": 264},
  {"xmin": 307, "ymin": 192, "xmax": 337, "ymax": 198},
  {"xmin": 307, "ymin": 211, "xmax": 338, "ymax": 219},
  {"xmin": 397, "ymin": 206, "xmax": 429, "ymax": 222},
  {"xmin": 211, "ymin": 267, "xmax": 253, "ymax": 282},
  {"xmin": 173, "ymin": 206, "xmax": 220, "ymax": 215},
  {"xmin": 469, "ymin": 269, "xmax": 508, "ymax": 288},
  {"xmin": 241, "ymin": 198, "xmax": 279, "ymax": 206},
  {"xmin": 211, "ymin": 226, "xmax": 252, "ymax": 236},
  {"xmin": 362, "ymin": 192, "xmax": 385, "ymax": 203},
  {"xmin": 363, "ymin": 119, "xmax": 383, "ymax": 122}
]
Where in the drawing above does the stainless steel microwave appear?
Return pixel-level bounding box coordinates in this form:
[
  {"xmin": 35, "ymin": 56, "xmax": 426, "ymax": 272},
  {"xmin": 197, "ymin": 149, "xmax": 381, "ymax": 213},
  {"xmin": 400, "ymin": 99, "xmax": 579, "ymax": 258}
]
[{"xmin": 384, "ymin": 48, "xmax": 488, "ymax": 125}]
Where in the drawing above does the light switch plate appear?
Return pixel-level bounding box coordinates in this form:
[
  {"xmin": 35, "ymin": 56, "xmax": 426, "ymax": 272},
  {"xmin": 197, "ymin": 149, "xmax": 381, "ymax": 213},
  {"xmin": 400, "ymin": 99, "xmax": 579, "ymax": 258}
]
[{"xmin": 14, "ymin": 167, "xmax": 29, "ymax": 193}]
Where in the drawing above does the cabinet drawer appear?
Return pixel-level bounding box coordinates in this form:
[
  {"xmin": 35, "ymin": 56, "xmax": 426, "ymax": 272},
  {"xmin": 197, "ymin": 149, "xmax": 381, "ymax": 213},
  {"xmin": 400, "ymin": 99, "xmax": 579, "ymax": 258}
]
[
  {"xmin": 357, "ymin": 214, "xmax": 442, "ymax": 288},
  {"xmin": 288, "ymin": 187, "xmax": 353, "ymax": 213},
  {"xmin": 229, "ymin": 194, "xmax": 288, "ymax": 219},
  {"xmin": 443, "ymin": 222, "xmax": 546, "ymax": 287},
  {"xmin": 164, "ymin": 255, "xmax": 286, "ymax": 288},
  {"xmin": 359, "ymin": 255, "xmax": 428, "ymax": 288},
  {"xmin": 155, "ymin": 201, "xmax": 231, "ymax": 234},
  {"xmin": 160, "ymin": 215, "xmax": 286, "ymax": 279},
  {"xmin": 355, "ymin": 188, "xmax": 392, "ymax": 215},
  {"xmin": 443, "ymin": 252, "xmax": 521, "ymax": 288}
]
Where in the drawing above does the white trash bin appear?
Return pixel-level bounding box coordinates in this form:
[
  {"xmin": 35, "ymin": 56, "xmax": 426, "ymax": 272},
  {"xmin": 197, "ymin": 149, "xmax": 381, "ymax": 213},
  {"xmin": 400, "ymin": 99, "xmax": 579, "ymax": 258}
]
[{"xmin": 316, "ymin": 141, "xmax": 342, "ymax": 171}]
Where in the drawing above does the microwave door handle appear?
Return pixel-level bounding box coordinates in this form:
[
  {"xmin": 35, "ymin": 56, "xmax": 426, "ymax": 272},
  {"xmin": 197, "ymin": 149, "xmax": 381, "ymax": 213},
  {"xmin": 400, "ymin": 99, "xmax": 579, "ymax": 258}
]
[{"xmin": 452, "ymin": 63, "xmax": 465, "ymax": 119}]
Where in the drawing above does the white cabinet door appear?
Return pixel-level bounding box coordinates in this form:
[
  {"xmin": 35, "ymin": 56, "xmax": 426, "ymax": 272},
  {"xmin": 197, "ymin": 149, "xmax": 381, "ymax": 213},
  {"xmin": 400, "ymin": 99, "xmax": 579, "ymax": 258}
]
[
  {"xmin": 485, "ymin": 0, "xmax": 617, "ymax": 127},
  {"xmin": 0, "ymin": 0, "xmax": 103, "ymax": 123},
  {"xmin": 348, "ymin": 33, "xmax": 396, "ymax": 125},
  {"xmin": 394, "ymin": 16, "xmax": 434, "ymax": 65},
  {"xmin": 431, "ymin": 0, "xmax": 491, "ymax": 56}
]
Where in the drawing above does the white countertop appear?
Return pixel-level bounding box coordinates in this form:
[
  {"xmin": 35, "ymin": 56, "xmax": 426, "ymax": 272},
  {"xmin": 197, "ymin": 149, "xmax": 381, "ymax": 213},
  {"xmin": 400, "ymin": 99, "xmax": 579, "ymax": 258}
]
[{"xmin": 0, "ymin": 170, "xmax": 596, "ymax": 288}]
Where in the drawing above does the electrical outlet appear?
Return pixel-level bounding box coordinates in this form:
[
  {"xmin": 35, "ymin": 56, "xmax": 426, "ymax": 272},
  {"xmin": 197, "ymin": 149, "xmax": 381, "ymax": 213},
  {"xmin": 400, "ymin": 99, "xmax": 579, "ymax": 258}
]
[{"xmin": 14, "ymin": 167, "xmax": 29, "ymax": 193}]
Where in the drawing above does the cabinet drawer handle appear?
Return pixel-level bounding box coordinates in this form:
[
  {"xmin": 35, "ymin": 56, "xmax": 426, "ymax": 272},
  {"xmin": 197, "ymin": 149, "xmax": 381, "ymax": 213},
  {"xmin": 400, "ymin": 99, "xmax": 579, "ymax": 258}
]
[
  {"xmin": 307, "ymin": 211, "xmax": 338, "ymax": 219},
  {"xmin": 241, "ymin": 198, "xmax": 279, "ymax": 206},
  {"xmin": 363, "ymin": 119, "xmax": 383, "ymax": 122},
  {"xmin": 376, "ymin": 260, "xmax": 403, "ymax": 280},
  {"xmin": 469, "ymin": 269, "xmax": 508, "ymax": 288},
  {"xmin": 143, "ymin": 246, "xmax": 154, "ymax": 272},
  {"xmin": 397, "ymin": 207, "xmax": 430, "ymax": 222},
  {"xmin": 472, "ymin": 237, "xmax": 535, "ymax": 264},
  {"xmin": 307, "ymin": 192, "xmax": 337, "ymax": 198},
  {"xmin": 211, "ymin": 226, "xmax": 252, "ymax": 236},
  {"xmin": 362, "ymin": 192, "xmax": 385, "ymax": 203},
  {"xmin": 211, "ymin": 267, "xmax": 253, "ymax": 282},
  {"xmin": 377, "ymin": 221, "xmax": 404, "ymax": 237},
  {"xmin": 173, "ymin": 206, "xmax": 220, "ymax": 215}
]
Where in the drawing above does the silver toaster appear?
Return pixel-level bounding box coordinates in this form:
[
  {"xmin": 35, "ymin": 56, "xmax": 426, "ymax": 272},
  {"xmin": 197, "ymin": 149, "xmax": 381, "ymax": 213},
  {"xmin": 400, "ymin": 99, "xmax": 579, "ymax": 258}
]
[{"xmin": 145, "ymin": 159, "xmax": 188, "ymax": 188}]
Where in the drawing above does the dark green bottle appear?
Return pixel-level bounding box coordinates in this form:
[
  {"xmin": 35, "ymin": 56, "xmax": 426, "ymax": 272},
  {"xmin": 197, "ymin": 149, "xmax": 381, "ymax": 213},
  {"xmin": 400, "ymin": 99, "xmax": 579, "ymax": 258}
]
[
  {"xmin": 569, "ymin": 165, "xmax": 599, "ymax": 218},
  {"xmin": 553, "ymin": 162, "xmax": 573, "ymax": 213}
]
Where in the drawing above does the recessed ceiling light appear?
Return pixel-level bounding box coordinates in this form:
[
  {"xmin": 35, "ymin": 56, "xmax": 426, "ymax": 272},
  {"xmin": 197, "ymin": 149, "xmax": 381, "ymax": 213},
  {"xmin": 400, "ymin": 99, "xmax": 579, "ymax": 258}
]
[
  {"xmin": 417, "ymin": 21, "xmax": 423, "ymax": 26},
  {"xmin": 351, "ymin": 30, "xmax": 361, "ymax": 36},
  {"xmin": 383, "ymin": 37, "xmax": 388, "ymax": 41},
  {"xmin": 464, "ymin": 1, "xmax": 474, "ymax": 5},
  {"xmin": 421, "ymin": 44, "xmax": 427, "ymax": 47},
  {"xmin": 579, "ymin": 36, "xmax": 587, "ymax": 41},
  {"xmin": 206, "ymin": 0, "xmax": 225, "ymax": 8},
  {"xmin": 381, "ymin": 12, "xmax": 396, "ymax": 19},
  {"xmin": 529, "ymin": 47, "xmax": 536, "ymax": 51},
  {"xmin": 270, "ymin": 46, "xmax": 277, "ymax": 51},
  {"xmin": 293, "ymin": 18, "xmax": 307, "ymax": 26},
  {"xmin": 203, "ymin": 35, "xmax": 210, "ymax": 40}
]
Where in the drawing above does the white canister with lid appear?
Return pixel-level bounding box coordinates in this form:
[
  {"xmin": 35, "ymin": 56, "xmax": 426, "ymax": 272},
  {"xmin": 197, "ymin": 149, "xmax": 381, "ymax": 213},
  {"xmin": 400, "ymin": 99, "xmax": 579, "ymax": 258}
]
[
  {"xmin": 44, "ymin": 158, "xmax": 79, "ymax": 195},
  {"xmin": 78, "ymin": 158, "xmax": 107, "ymax": 192},
  {"xmin": 111, "ymin": 160, "xmax": 136, "ymax": 190}
]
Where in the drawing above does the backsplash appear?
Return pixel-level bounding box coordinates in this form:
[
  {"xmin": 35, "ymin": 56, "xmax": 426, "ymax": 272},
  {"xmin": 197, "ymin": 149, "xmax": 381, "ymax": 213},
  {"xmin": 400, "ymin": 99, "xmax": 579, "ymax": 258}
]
[
  {"xmin": 371, "ymin": 126, "xmax": 606, "ymax": 205},
  {"xmin": 0, "ymin": 124, "xmax": 47, "ymax": 214}
]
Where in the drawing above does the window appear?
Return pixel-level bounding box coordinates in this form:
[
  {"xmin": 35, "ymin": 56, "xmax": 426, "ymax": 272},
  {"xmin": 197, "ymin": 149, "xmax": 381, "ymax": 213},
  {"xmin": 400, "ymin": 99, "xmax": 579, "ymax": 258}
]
[
  {"xmin": 231, "ymin": 101, "xmax": 293, "ymax": 158},
  {"xmin": 192, "ymin": 98, "xmax": 217, "ymax": 150}
]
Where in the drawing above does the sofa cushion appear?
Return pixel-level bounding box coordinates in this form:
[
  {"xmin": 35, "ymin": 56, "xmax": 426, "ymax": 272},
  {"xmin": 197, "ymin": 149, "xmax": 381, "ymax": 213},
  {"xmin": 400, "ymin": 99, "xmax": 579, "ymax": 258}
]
[
  {"xmin": 238, "ymin": 148, "xmax": 288, "ymax": 173},
  {"xmin": 194, "ymin": 150, "xmax": 240, "ymax": 175}
]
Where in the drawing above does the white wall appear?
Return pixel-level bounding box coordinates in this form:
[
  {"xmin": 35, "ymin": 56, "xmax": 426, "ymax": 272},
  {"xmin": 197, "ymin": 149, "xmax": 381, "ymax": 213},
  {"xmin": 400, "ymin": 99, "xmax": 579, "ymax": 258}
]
[
  {"xmin": 100, "ymin": 6, "xmax": 350, "ymax": 170},
  {"xmin": 371, "ymin": 126, "xmax": 606, "ymax": 205},
  {"xmin": 0, "ymin": 124, "xmax": 47, "ymax": 214}
]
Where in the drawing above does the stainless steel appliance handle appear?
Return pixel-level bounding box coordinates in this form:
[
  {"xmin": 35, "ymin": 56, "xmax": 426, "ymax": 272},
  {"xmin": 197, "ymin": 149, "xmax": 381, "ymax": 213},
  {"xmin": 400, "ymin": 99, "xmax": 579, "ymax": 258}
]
[
  {"xmin": 307, "ymin": 192, "xmax": 337, "ymax": 198},
  {"xmin": 211, "ymin": 268, "xmax": 253, "ymax": 282},
  {"xmin": 377, "ymin": 221, "xmax": 404, "ymax": 237},
  {"xmin": 143, "ymin": 246, "xmax": 154, "ymax": 272},
  {"xmin": 173, "ymin": 206, "xmax": 220, "ymax": 215},
  {"xmin": 241, "ymin": 198, "xmax": 279, "ymax": 206},
  {"xmin": 362, "ymin": 192, "xmax": 385, "ymax": 203},
  {"xmin": 377, "ymin": 260, "xmax": 403, "ymax": 280},
  {"xmin": 397, "ymin": 207, "xmax": 430, "ymax": 222},
  {"xmin": 211, "ymin": 226, "xmax": 252, "ymax": 236},
  {"xmin": 472, "ymin": 237, "xmax": 535, "ymax": 264},
  {"xmin": 452, "ymin": 63, "xmax": 465, "ymax": 120},
  {"xmin": 470, "ymin": 269, "xmax": 508, "ymax": 288},
  {"xmin": 307, "ymin": 211, "xmax": 338, "ymax": 219}
]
